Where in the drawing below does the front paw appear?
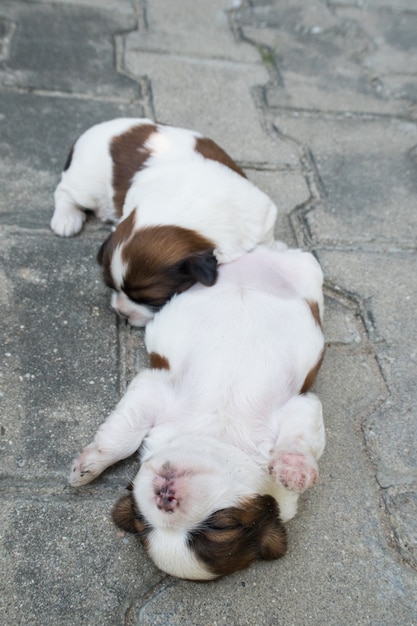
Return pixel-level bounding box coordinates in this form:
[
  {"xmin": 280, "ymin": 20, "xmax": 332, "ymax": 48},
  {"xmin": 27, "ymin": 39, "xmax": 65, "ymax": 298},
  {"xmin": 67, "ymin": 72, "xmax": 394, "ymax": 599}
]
[
  {"xmin": 269, "ymin": 451, "xmax": 318, "ymax": 493},
  {"xmin": 51, "ymin": 207, "xmax": 86, "ymax": 237},
  {"xmin": 68, "ymin": 444, "xmax": 103, "ymax": 487}
]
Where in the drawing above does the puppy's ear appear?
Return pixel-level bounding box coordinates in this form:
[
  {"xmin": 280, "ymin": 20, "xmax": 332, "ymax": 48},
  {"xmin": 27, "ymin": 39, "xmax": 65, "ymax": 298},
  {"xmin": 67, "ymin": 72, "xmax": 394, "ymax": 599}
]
[
  {"xmin": 180, "ymin": 249, "xmax": 218, "ymax": 286},
  {"xmin": 112, "ymin": 493, "xmax": 150, "ymax": 540},
  {"xmin": 97, "ymin": 234, "xmax": 113, "ymax": 266},
  {"xmin": 258, "ymin": 519, "xmax": 287, "ymax": 560},
  {"xmin": 112, "ymin": 494, "xmax": 137, "ymax": 534},
  {"xmin": 256, "ymin": 494, "xmax": 287, "ymax": 560},
  {"xmin": 97, "ymin": 234, "xmax": 118, "ymax": 290}
]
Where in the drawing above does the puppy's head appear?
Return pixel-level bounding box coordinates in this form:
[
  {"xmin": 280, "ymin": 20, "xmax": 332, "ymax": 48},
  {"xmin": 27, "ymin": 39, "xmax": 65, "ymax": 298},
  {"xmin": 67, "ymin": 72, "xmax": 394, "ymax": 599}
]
[
  {"xmin": 97, "ymin": 211, "xmax": 218, "ymax": 326},
  {"xmin": 112, "ymin": 438, "xmax": 287, "ymax": 580}
]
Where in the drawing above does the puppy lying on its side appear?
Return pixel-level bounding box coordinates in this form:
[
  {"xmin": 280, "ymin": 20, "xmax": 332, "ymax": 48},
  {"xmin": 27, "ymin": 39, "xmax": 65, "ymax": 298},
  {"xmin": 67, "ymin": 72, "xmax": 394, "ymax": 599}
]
[
  {"xmin": 51, "ymin": 118, "xmax": 278, "ymax": 326},
  {"xmin": 69, "ymin": 245, "xmax": 325, "ymax": 581}
]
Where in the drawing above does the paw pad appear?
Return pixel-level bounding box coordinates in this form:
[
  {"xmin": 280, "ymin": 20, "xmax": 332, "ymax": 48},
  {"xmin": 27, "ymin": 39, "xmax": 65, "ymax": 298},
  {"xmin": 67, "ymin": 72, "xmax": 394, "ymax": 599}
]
[{"xmin": 269, "ymin": 452, "xmax": 318, "ymax": 493}]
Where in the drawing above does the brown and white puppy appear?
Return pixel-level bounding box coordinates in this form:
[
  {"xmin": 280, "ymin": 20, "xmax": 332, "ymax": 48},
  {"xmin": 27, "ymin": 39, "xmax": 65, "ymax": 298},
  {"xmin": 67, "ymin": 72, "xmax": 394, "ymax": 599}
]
[
  {"xmin": 51, "ymin": 118, "xmax": 278, "ymax": 325},
  {"xmin": 69, "ymin": 245, "xmax": 325, "ymax": 581}
]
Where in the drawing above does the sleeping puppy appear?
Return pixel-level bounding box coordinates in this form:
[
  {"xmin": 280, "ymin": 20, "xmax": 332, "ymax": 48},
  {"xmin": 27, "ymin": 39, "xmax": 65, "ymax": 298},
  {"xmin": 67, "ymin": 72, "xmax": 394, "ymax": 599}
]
[
  {"xmin": 69, "ymin": 245, "xmax": 325, "ymax": 580},
  {"xmin": 51, "ymin": 118, "xmax": 278, "ymax": 325}
]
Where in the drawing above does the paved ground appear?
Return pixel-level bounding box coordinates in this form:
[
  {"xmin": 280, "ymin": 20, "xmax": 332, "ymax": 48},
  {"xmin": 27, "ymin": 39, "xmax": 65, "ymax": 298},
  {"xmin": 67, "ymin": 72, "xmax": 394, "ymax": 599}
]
[{"xmin": 0, "ymin": 0, "xmax": 416, "ymax": 624}]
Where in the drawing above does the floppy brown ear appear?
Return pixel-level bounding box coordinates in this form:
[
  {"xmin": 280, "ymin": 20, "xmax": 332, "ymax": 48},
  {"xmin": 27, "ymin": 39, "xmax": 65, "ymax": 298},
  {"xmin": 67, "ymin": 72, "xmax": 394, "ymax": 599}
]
[
  {"xmin": 112, "ymin": 493, "xmax": 151, "ymax": 543},
  {"xmin": 237, "ymin": 494, "xmax": 287, "ymax": 561},
  {"xmin": 112, "ymin": 494, "xmax": 137, "ymax": 534},
  {"xmin": 259, "ymin": 518, "xmax": 287, "ymax": 560},
  {"xmin": 97, "ymin": 233, "xmax": 119, "ymax": 290},
  {"xmin": 97, "ymin": 233, "xmax": 114, "ymax": 267},
  {"xmin": 180, "ymin": 249, "xmax": 218, "ymax": 286}
]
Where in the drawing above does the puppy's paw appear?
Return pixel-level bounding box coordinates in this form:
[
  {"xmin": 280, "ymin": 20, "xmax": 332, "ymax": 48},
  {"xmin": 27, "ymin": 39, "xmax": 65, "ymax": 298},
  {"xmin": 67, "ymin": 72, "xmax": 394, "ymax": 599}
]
[
  {"xmin": 269, "ymin": 452, "xmax": 318, "ymax": 493},
  {"xmin": 68, "ymin": 444, "xmax": 103, "ymax": 487},
  {"xmin": 51, "ymin": 207, "xmax": 86, "ymax": 237}
]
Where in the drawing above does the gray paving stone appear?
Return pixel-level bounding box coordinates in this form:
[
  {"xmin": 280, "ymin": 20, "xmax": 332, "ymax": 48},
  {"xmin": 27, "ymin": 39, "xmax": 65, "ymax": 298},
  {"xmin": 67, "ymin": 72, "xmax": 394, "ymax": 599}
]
[
  {"xmin": 322, "ymin": 291, "xmax": 363, "ymax": 345},
  {"xmin": 383, "ymin": 488, "xmax": 417, "ymax": 568},
  {"xmin": 125, "ymin": 0, "xmax": 260, "ymax": 63},
  {"xmin": 318, "ymin": 248, "xmax": 417, "ymax": 433},
  {"xmin": 248, "ymin": 169, "xmax": 310, "ymax": 246},
  {"xmin": 318, "ymin": 248, "xmax": 417, "ymax": 569},
  {"xmin": 234, "ymin": 0, "xmax": 412, "ymax": 116},
  {"xmin": 0, "ymin": 232, "xmax": 119, "ymax": 477},
  {"xmin": 329, "ymin": 0, "xmax": 417, "ymax": 9},
  {"xmin": 35, "ymin": 0, "xmax": 134, "ymax": 10},
  {"xmin": 338, "ymin": 6, "xmax": 417, "ymax": 76},
  {"xmin": 0, "ymin": 1, "xmax": 138, "ymax": 99},
  {"xmin": 0, "ymin": 492, "xmax": 162, "ymax": 625},
  {"xmin": 273, "ymin": 113, "xmax": 417, "ymax": 245}
]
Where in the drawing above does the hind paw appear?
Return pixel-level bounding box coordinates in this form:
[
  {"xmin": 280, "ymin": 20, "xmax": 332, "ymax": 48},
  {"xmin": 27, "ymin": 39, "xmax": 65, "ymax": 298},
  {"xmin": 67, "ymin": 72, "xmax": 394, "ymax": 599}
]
[{"xmin": 269, "ymin": 452, "xmax": 318, "ymax": 493}]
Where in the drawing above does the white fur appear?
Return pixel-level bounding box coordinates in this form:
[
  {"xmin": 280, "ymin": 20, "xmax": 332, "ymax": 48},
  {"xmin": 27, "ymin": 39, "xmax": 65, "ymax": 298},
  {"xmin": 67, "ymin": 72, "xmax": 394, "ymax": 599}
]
[
  {"xmin": 110, "ymin": 292, "xmax": 154, "ymax": 326},
  {"xmin": 69, "ymin": 246, "xmax": 325, "ymax": 579},
  {"xmin": 148, "ymin": 529, "xmax": 217, "ymax": 580},
  {"xmin": 51, "ymin": 118, "xmax": 153, "ymax": 236}
]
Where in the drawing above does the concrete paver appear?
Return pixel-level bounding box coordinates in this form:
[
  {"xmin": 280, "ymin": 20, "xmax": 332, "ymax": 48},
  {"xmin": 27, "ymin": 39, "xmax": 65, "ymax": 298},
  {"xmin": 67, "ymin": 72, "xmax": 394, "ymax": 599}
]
[{"xmin": 0, "ymin": 1, "xmax": 416, "ymax": 624}]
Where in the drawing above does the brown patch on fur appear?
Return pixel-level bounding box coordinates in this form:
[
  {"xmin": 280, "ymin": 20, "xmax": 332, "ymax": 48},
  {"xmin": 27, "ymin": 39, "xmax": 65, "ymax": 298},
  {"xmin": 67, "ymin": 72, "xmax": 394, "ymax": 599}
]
[
  {"xmin": 112, "ymin": 493, "xmax": 150, "ymax": 549},
  {"xmin": 195, "ymin": 137, "xmax": 247, "ymax": 178},
  {"xmin": 300, "ymin": 299, "xmax": 325, "ymax": 393},
  {"xmin": 110, "ymin": 123, "xmax": 157, "ymax": 217},
  {"xmin": 189, "ymin": 495, "xmax": 287, "ymax": 579},
  {"xmin": 149, "ymin": 352, "xmax": 170, "ymax": 370},
  {"xmin": 307, "ymin": 299, "xmax": 322, "ymax": 329},
  {"xmin": 301, "ymin": 348, "xmax": 325, "ymax": 393},
  {"xmin": 98, "ymin": 223, "xmax": 217, "ymax": 308}
]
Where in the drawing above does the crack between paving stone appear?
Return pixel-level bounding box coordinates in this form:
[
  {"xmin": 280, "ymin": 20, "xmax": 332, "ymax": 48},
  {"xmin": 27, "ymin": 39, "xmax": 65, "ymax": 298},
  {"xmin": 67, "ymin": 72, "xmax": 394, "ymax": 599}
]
[
  {"xmin": 0, "ymin": 85, "xmax": 140, "ymax": 103},
  {"xmin": 316, "ymin": 240, "xmax": 417, "ymax": 252},
  {"xmin": 238, "ymin": 160, "xmax": 301, "ymax": 172},
  {"xmin": 321, "ymin": 282, "xmax": 394, "ymax": 408},
  {"xmin": 119, "ymin": 46, "xmax": 266, "ymax": 69},
  {"xmin": 130, "ymin": 0, "xmax": 148, "ymax": 31},
  {"xmin": 0, "ymin": 224, "xmax": 110, "ymax": 238},
  {"xmin": 0, "ymin": 478, "xmax": 125, "ymax": 496},
  {"xmin": 266, "ymin": 105, "xmax": 417, "ymax": 123},
  {"xmin": 367, "ymin": 443, "xmax": 417, "ymax": 572},
  {"xmin": 327, "ymin": 2, "xmax": 417, "ymax": 17},
  {"xmin": 0, "ymin": 17, "xmax": 15, "ymax": 63},
  {"xmin": 228, "ymin": 7, "xmax": 285, "ymax": 87},
  {"xmin": 114, "ymin": 32, "xmax": 156, "ymax": 118},
  {"xmin": 124, "ymin": 577, "xmax": 177, "ymax": 625},
  {"xmin": 110, "ymin": 2, "xmax": 158, "ymax": 118}
]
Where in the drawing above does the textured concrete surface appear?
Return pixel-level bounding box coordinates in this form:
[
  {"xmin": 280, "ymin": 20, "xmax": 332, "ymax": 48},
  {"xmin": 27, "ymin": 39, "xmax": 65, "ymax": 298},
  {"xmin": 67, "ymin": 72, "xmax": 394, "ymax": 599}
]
[{"xmin": 0, "ymin": 1, "xmax": 416, "ymax": 624}]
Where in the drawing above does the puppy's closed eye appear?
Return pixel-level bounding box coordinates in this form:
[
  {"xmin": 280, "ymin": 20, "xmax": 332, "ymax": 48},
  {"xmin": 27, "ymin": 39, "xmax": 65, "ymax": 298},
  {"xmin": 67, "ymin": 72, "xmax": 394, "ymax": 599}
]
[{"xmin": 188, "ymin": 495, "xmax": 287, "ymax": 578}]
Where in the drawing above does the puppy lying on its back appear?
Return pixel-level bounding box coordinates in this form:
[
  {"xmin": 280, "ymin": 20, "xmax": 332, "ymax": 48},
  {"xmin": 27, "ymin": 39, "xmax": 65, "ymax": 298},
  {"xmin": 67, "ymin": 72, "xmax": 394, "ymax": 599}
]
[
  {"xmin": 51, "ymin": 118, "xmax": 278, "ymax": 326},
  {"xmin": 69, "ymin": 245, "xmax": 325, "ymax": 581}
]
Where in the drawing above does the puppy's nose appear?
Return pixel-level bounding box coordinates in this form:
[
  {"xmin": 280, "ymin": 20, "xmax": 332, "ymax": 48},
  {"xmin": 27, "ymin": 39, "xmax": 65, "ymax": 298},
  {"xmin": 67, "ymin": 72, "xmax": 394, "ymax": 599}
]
[{"xmin": 155, "ymin": 485, "xmax": 178, "ymax": 513}]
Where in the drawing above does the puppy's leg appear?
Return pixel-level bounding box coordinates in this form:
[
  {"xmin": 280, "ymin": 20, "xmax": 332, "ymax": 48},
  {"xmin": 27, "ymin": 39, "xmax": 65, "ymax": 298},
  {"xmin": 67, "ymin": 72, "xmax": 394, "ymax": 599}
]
[
  {"xmin": 69, "ymin": 371, "xmax": 169, "ymax": 487},
  {"xmin": 51, "ymin": 184, "xmax": 87, "ymax": 237},
  {"xmin": 269, "ymin": 393, "xmax": 325, "ymax": 493},
  {"xmin": 267, "ymin": 248, "xmax": 324, "ymax": 320}
]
